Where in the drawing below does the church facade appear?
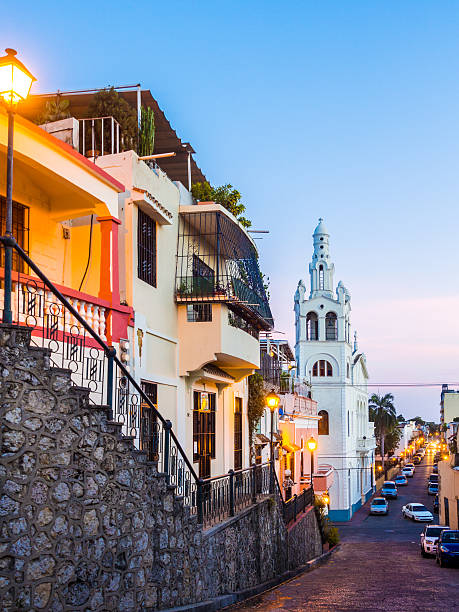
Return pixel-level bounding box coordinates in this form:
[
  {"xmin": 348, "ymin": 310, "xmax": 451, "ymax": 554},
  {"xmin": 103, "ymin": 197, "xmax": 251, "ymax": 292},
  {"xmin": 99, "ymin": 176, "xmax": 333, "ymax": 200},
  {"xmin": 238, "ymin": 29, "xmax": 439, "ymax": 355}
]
[{"xmin": 294, "ymin": 219, "xmax": 376, "ymax": 520}]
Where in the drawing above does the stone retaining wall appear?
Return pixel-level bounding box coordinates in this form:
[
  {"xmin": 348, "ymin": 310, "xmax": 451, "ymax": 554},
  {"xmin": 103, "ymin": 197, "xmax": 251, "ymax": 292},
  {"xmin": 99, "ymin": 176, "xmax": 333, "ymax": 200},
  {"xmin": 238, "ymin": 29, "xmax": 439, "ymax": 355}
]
[{"xmin": 0, "ymin": 326, "xmax": 322, "ymax": 611}]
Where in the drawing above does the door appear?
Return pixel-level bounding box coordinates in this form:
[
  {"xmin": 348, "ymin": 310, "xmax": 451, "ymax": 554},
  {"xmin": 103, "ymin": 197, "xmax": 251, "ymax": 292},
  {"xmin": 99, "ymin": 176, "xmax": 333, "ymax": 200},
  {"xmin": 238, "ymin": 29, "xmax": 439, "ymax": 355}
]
[
  {"xmin": 444, "ymin": 497, "xmax": 450, "ymax": 526},
  {"xmin": 234, "ymin": 397, "xmax": 243, "ymax": 471},
  {"xmin": 193, "ymin": 391, "xmax": 216, "ymax": 479}
]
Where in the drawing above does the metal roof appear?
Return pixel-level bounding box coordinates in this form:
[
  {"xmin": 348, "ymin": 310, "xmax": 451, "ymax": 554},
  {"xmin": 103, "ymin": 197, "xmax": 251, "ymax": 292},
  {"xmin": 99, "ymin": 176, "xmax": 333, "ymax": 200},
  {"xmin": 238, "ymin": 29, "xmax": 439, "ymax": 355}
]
[{"xmin": 19, "ymin": 87, "xmax": 207, "ymax": 187}]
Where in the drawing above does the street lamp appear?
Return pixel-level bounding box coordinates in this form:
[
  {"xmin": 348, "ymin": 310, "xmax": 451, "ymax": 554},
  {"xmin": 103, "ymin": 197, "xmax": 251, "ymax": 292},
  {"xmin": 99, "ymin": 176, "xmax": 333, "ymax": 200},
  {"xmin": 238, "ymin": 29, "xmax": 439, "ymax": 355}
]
[
  {"xmin": 0, "ymin": 49, "xmax": 36, "ymax": 324},
  {"xmin": 266, "ymin": 389, "xmax": 280, "ymax": 493},
  {"xmin": 307, "ymin": 436, "xmax": 317, "ymax": 491}
]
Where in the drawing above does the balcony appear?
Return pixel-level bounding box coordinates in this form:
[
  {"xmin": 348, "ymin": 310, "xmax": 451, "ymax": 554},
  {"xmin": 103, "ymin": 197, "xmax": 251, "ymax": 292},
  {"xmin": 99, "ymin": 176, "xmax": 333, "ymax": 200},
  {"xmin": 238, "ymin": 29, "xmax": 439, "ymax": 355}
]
[
  {"xmin": 356, "ymin": 435, "xmax": 376, "ymax": 453},
  {"xmin": 177, "ymin": 302, "xmax": 260, "ymax": 380},
  {"xmin": 176, "ymin": 204, "xmax": 273, "ymax": 332}
]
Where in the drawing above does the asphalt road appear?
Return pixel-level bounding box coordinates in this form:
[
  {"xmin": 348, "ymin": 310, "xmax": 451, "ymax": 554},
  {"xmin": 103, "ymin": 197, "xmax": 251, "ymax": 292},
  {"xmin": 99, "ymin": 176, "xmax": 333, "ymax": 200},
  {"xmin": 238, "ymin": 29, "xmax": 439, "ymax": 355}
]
[{"xmin": 230, "ymin": 453, "xmax": 459, "ymax": 611}]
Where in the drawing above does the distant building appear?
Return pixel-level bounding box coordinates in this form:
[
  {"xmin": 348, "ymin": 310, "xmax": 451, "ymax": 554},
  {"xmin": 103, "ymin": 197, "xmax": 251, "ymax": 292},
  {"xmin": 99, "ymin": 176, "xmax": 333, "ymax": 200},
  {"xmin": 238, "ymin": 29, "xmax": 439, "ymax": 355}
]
[
  {"xmin": 294, "ymin": 219, "xmax": 376, "ymax": 520},
  {"xmin": 440, "ymin": 385, "xmax": 459, "ymax": 430}
]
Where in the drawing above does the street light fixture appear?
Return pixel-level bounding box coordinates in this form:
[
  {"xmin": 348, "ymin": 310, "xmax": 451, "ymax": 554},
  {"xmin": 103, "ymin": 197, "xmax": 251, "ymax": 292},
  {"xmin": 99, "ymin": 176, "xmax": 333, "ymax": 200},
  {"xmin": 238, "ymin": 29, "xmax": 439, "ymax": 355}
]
[
  {"xmin": 266, "ymin": 389, "xmax": 280, "ymax": 494},
  {"xmin": 307, "ymin": 436, "xmax": 317, "ymax": 491},
  {"xmin": 0, "ymin": 49, "xmax": 36, "ymax": 324}
]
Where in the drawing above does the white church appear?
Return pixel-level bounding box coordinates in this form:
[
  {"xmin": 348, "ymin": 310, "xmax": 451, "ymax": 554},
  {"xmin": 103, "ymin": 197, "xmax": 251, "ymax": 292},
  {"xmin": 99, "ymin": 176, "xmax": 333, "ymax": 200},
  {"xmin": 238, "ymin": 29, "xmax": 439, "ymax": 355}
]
[{"xmin": 294, "ymin": 219, "xmax": 376, "ymax": 521}]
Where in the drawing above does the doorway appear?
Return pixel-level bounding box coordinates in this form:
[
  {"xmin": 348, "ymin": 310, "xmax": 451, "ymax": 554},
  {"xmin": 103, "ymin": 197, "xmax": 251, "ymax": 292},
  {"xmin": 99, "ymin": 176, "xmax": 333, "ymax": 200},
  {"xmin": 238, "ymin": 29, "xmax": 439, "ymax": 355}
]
[{"xmin": 193, "ymin": 390, "xmax": 216, "ymax": 479}]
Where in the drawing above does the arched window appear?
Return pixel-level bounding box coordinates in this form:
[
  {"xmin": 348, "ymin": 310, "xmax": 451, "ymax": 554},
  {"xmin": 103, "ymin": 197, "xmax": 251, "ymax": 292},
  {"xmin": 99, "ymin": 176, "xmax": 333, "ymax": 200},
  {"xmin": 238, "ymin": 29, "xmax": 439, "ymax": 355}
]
[
  {"xmin": 306, "ymin": 312, "xmax": 318, "ymax": 340},
  {"xmin": 319, "ymin": 265, "xmax": 324, "ymax": 290},
  {"xmin": 346, "ymin": 362, "xmax": 350, "ymax": 378},
  {"xmin": 325, "ymin": 312, "xmax": 337, "ymax": 340},
  {"xmin": 318, "ymin": 410, "xmax": 329, "ymax": 435},
  {"xmin": 312, "ymin": 360, "xmax": 333, "ymax": 377}
]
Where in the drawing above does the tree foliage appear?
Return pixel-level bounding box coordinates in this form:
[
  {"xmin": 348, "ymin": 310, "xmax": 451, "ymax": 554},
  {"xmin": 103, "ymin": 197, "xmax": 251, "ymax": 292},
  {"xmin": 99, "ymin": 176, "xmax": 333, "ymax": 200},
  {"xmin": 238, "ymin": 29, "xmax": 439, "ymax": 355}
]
[
  {"xmin": 191, "ymin": 181, "xmax": 252, "ymax": 228},
  {"xmin": 88, "ymin": 87, "xmax": 138, "ymax": 151},
  {"xmin": 369, "ymin": 393, "xmax": 398, "ymax": 470},
  {"xmin": 248, "ymin": 373, "xmax": 266, "ymax": 461}
]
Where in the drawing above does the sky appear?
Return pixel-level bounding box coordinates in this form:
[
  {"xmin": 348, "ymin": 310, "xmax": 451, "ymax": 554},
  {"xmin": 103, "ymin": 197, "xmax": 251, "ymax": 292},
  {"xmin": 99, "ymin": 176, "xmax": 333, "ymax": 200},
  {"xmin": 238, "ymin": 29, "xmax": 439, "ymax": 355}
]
[{"xmin": 3, "ymin": 1, "xmax": 459, "ymax": 421}]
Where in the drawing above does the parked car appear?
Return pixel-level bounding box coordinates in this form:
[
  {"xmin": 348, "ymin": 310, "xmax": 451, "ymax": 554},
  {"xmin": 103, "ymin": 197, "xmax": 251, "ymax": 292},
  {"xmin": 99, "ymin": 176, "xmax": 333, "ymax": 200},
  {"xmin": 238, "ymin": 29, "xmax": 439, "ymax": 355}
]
[
  {"xmin": 432, "ymin": 464, "xmax": 438, "ymax": 474},
  {"xmin": 436, "ymin": 530, "xmax": 459, "ymax": 567},
  {"xmin": 381, "ymin": 481, "xmax": 398, "ymax": 499},
  {"xmin": 428, "ymin": 473, "xmax": 439, "ymax": 486},
  {"xmin": 402, "ymin": 503, "xmax": 433, "ymax": 522},
  {"xmin": 370, "ymin": 497, "xmax": 389, "ymax": 515},
  {"xmin": 421, "ymin": 525, "xmax": 448, "ymax": 557},
  {"xmin": 405, "ymin": 462, "xmax": 415, "ymax": 472},
  {"xmin": 413, "ymin": 455, "xmax": 422, "ymax": 465},
  {"xmin": 402, "ymin": 466, "xmax": 414, "ymax": 478},
  {"xmin": 433, "ymin": 495, "xmax": 439, "ymax": 513},
  {"xmin": 428, "ymin": 483, "xmax": 439, "ymax": 496},
  {"xmin": 394, "ymin": 474, "xmax": 408, "ymax": 486}
]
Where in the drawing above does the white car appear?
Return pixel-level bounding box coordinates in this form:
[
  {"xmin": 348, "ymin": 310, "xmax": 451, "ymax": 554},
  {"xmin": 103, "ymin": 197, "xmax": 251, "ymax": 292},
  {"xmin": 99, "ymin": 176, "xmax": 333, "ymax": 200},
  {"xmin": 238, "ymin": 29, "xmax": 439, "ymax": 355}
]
[
  {"xmin": 420, "ymin": 525, "xmax": 448, "ymax": 557},
  {"xmin": 402, "ymin": 503, "xmax": 433, "ymax": 522},
  {"xmin": 405, "ymin": 462, "xmax": 415, "ymax": 472},
  {"xmin": 402, "ymin": 467, "xmax": 414, "ymax": 478}
]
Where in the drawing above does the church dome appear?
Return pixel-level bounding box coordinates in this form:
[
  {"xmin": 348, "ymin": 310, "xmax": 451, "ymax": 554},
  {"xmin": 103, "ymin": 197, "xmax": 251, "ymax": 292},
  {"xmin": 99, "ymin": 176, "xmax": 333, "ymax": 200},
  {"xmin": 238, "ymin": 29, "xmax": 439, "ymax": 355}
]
[{"xmin": 313, "ymin": 218, "xmax": 328, "ymax": 236}]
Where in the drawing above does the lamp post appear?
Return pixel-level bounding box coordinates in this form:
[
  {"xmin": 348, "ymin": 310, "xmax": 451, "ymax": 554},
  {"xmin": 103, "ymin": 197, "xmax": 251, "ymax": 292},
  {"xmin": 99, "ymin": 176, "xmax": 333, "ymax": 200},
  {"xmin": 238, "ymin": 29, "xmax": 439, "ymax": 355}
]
[
  {"xmin": 0, "ymin": 49, "xmax": 35, "ymax": 324},
  {"xmin": 307, "ymin": 436, "xmax": 317, "ymax": 492},
  {"xmin": 266, "ymin": 389, "xmax": 280, "ymax": 494}
]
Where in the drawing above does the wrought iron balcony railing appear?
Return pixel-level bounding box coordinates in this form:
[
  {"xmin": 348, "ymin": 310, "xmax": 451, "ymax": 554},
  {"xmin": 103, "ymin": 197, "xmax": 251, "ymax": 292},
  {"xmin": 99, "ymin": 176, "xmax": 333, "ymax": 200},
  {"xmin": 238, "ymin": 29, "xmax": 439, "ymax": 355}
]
[{"xmin": 176, "ymin": 209, "xmax": 273, "ymax": 331}]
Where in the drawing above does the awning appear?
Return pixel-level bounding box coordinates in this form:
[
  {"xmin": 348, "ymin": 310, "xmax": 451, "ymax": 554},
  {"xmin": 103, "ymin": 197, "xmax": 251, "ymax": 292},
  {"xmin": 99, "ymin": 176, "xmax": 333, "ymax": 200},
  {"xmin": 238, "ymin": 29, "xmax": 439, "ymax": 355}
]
[
  {"xmin": 272, "ymin": 432, "xmax": 283, "ymax": 443},
  {"xmin": 282, "ymin": 442, "xmax": 301, "ymax": 453},
  {"xmin": 255, "ymin": 434, "xmax": 270, "ymax": 446}
]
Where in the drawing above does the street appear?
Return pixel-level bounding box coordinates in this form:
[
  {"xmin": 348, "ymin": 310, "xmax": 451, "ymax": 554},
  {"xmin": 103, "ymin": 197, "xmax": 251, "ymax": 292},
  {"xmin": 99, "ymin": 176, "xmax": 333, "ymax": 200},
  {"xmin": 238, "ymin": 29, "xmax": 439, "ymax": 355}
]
[{"xmin": 230, "ymin": 457, "xmax": 459, "ymax": 611}]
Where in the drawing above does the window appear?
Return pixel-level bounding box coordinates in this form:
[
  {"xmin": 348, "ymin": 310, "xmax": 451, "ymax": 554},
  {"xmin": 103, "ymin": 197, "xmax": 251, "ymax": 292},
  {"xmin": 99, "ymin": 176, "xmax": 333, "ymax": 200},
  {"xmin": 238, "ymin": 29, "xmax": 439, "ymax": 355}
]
[
  {"xmin": 234, "ymin": 397, "xmax": 243, "ymax": 470},
  {"xmin": 347, "ymin": 362, "xmax": 350, "ymax": 378},
  {"xmin": 444, "ymin": 497, "xmax": 450, "ymax": 526},
  {"xmin": 319, "ymin": 265, "xmax": 324, "ymax": 290},
  {"xmin": 318, "ymin": 410, "xmax": 329, "ymax": 435},
  {"xmin": 137, "ymin": 209, "xmax": 156, "ymax": 287},
  {"xmin": 306, "ymin": 312, "xmax": 318, "ymax": 340},
  {"xmin": 193, "ymin": 391, "xmax": 216, "ymax": 478},
  {"xmin": 0, "ymin": 197, "xmax": 29, "ymax": 272},
  {"xmin": 187, "ymin": 304, "xmax": 212, "ymax": 322},
  {"xmin": 325, "ymin": 312, "xmax": 337, "ymax": 340},
  {"xmin": 140, "ymin": 381, "xmax": 158, "ymax": 461},
  {"xmin": 312, "ymin": 360, "xmax": 333, "ymax": 377}
]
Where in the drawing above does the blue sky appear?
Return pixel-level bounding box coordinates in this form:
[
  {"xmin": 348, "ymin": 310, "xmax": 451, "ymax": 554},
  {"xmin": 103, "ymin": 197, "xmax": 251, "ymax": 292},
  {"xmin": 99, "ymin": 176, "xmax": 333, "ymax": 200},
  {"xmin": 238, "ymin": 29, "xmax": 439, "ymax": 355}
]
[{"xmin": 4, "ymin": 1, "xmax": 459, "ymax": 420}]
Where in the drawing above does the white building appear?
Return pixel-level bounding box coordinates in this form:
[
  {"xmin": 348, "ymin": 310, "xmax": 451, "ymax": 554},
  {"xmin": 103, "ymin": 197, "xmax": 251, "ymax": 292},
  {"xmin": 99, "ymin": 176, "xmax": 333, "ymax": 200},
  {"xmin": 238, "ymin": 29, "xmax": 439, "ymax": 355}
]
[{"xmin": 294, "ymin": 219, "xmax": 376, "ymax": 520}]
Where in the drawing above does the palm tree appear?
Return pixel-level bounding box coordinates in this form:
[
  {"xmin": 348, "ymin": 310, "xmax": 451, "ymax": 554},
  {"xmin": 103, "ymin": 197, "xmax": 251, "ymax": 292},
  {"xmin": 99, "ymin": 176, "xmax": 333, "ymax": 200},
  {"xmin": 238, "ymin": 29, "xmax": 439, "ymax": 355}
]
[{"xmin": 369, "ymin": 393, "xmax": 397, "ymax": 476}]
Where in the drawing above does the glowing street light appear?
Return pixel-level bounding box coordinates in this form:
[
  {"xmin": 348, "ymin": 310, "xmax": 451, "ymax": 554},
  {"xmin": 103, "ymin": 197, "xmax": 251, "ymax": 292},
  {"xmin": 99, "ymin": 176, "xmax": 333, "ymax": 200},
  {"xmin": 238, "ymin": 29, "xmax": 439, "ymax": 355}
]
[
  {"xmin": 266, "ymin": 390, "xmax": 280, "ymax": 494},
  {"xmin": 307, "ymin": 436, "xmax": 318, "ymax": 491},
  {"xmin": 0, "ymin": 49, "xmax": 36, "ymax": 324}
]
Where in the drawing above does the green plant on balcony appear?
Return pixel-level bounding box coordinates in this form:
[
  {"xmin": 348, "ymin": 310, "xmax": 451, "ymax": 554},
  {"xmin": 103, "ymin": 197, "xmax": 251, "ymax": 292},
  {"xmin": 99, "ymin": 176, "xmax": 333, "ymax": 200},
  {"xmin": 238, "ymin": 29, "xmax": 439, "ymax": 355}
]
[
  {"xmin": 35, "ymin": 95, "xmax": 71, "ymax": 124},
  {"xmin": 88, "ymin": 87, "xmax": 138, "ymax": 151},
  {"xmin": 139, "ymin": 106, "xmax": 155, "ymax": 157},
  {"xmin": 248, "ymin": 373, "xmax": 266, "ymax": 462},
  {"xmin": 191, "ymin": 181, "xmax": 252, "ymax": 228}
]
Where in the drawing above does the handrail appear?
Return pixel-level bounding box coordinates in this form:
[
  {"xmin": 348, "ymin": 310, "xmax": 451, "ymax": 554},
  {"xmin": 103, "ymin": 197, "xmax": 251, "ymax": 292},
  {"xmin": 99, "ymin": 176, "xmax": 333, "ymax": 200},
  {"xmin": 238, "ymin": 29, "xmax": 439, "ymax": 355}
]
[{"xmin": 0, "ymin": 236, "xmax": 199, "ymax": 482}]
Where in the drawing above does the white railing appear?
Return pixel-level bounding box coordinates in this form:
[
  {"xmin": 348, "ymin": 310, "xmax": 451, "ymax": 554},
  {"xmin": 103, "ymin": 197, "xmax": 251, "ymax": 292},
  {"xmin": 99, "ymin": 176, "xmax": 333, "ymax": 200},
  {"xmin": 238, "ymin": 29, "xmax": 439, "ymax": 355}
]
[{"xmin": 78, "ymin": 116, "xmax": 121, "ymax": 157}]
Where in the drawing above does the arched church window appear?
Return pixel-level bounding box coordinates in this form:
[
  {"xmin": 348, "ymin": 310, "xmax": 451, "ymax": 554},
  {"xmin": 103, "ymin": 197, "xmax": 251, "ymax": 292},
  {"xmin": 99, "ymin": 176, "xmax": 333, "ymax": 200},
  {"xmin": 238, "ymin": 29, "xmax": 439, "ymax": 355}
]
[
  {"xmin": 319, "ymin": 265, "xmax": 324, "ymax": 290},
  {"xmin": 306, "ymin": 312, "xmax": 318, "ymax": 340},
  {"xmin": 312, "ymin": 360, "xmax": 333, "ymax": 377},
  {"xmin": 318, "ymin": 410, "xmax": 329, "ymax": 435},
  {"xmin": 347, "ymin": 362, "xmax": 350, "ymax": 378},
  {"xmin": 325, "ymin": 312, "xmax": 337, "ymax": 340}
]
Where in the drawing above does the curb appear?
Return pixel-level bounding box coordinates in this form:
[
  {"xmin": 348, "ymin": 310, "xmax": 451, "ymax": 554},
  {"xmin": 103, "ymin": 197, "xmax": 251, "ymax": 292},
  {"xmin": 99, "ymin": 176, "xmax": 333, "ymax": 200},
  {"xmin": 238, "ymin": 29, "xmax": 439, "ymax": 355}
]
[{"xmin": 163, "ymin": 545, "xmax": 341, "ymax": 612}]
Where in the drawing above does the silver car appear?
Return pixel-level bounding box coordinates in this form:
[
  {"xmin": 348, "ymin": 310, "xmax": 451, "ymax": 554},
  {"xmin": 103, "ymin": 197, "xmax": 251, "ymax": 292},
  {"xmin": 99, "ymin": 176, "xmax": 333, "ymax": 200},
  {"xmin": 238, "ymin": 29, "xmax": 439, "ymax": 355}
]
[{"xmin": 370, "ymin": 497, "xmax": 389, "ymax": 515}]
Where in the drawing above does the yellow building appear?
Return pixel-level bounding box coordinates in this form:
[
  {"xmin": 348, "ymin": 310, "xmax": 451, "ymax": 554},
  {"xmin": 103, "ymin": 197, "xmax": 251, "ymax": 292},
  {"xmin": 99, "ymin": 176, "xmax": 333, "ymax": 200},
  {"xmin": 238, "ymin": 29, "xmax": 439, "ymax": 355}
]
[
  {"xmin": 0, "ymin": 107, "xmax": 131, "ymax": 355},
  {"xmin": 440, "ymin": 384, "xmax": 459, "ymax": 427},
  {"xmin": 438, "ymin": 432, "xmax": 459, "ymax": 529}
]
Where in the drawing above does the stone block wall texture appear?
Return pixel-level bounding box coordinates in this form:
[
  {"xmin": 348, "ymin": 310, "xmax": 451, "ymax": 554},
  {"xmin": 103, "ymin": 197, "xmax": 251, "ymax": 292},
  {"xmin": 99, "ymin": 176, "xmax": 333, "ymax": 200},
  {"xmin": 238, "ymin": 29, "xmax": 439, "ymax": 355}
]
[{"xmin": 0, "ymin": 326, "xmax": 322, "ymax": 611}]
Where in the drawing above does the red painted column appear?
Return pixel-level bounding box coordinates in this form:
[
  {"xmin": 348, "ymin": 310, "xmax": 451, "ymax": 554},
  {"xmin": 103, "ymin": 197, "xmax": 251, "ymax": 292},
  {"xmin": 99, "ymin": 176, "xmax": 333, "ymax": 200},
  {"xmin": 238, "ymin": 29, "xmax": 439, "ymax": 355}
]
[{"xmin": 97, "ymin": 216, "xmax": 121, "ymax": 304}]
